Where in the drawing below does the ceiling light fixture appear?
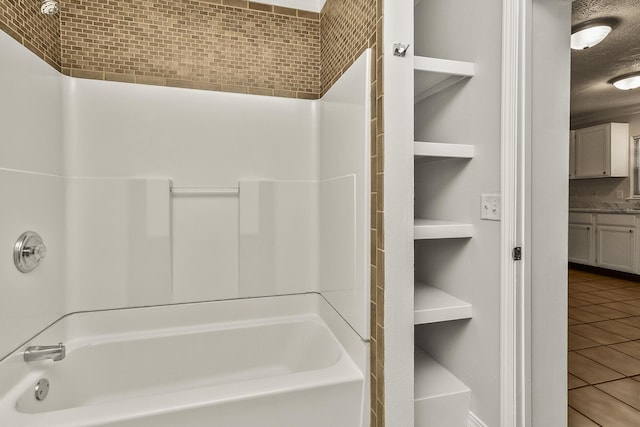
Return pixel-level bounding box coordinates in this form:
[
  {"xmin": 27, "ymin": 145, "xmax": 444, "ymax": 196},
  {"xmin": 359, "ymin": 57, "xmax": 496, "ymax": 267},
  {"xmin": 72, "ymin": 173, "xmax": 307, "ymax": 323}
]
[
  {"xmin": 571, "ymin": 18, "xmax": 618, "ymax": 50},
  {"xmin": 609, "ymin": 72, "xmax": 640, "ymax": 91}
]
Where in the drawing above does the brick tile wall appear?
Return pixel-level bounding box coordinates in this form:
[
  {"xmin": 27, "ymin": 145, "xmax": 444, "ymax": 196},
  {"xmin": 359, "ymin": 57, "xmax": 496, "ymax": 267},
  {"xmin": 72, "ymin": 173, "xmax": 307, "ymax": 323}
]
[
  {"xmin": 60, "ymin": 0, "xmax": 321, "ymax": 98},
  {"xmin": 0, "ymin": 0, "xmax": 61, "ymax": 69},
  {"xmin": 320, "ymin": 0, "xmax": 376, "ymax": 95}
]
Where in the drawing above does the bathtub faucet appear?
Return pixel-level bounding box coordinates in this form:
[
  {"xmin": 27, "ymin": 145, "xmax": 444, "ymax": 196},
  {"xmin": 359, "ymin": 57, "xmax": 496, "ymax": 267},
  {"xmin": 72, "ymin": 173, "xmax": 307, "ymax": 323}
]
[{"xmin": 23, "ymin": 343, "xmax": 66, "ymax": 362}]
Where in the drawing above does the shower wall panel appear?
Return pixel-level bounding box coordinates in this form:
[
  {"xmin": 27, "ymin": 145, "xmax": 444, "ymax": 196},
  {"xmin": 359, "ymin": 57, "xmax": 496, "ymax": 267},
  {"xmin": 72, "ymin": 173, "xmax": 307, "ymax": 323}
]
[
  {"xmin": 0, "ymin": 31, "xmax": 65, "ymax": 360},
  {"xmin": 65, "ymin": 77, "xmax": 317, "ymax": 307}
]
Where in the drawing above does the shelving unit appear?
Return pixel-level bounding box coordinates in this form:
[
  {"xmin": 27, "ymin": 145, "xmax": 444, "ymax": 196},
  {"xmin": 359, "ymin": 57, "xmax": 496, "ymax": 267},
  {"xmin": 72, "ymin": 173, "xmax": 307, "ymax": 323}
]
[
  {"xmin": 414, "ymin": 283, "xmax": 472, "ymax": 325},
  {"xmin": 414, "ymin": 219, "xmax": 474, "ymax": 240},
  {"xmin": 414, "ymin": 56, "xmax": 475, "ymax": 103},
  {"xmin": 414, "ymin": 349, "xmax": 471, "ymax": 427},
  {"xmin": 412, "ymin": 1, "xmax": 477, "ymax": 425},
  {"xmin": 414, "ymin": 141, "xmax": 474, "ymax": 160}
]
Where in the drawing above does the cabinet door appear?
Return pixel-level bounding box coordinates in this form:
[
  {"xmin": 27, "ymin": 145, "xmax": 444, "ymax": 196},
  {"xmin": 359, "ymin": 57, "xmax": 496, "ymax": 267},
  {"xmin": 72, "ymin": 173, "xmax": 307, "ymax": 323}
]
[
  {"xmin": 568, "ymin": 224, "xmax": 593, "ymax": 265},
  {"xmin": 575, "ymin": 124, "xmax": 610, "ymax": 178},
  {"xmin": 596, "ymin": 226, "xmax": 635, "ymax": 272},
  {"xmin": 569, "ymin": 130, "xmax": 576, "ymax": 179}
]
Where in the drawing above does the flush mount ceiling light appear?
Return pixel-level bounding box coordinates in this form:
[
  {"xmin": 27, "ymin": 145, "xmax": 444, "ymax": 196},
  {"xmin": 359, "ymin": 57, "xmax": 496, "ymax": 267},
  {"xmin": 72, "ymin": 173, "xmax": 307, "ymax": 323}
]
[
  {"xmin": 571, "ymin": 18, "xmax": 618, "ymax": 50},
  {"xmin": 40, "ymin": 0, "xmax": 59, "ymax": 15},
  {"xmin": 609, "ymin": 72, "xmax": 640, "ymax": 91}
]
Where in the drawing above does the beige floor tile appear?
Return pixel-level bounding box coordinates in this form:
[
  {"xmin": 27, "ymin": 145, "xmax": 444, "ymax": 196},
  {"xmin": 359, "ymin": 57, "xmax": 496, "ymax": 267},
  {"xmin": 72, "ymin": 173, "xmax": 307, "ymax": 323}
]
[
  {"xmin": 569, "ymin": 317, "xmax": 583, "ymax": 326},
  {"xmin": 616, "ymin": 316, "xmax": 640, "ymax": 329},
  {"xmin": 596, "ymin": 378, "xmax": 640, "ymax": 411},
  {"xmin": 584, "ymin": 280, "xmax": 633, "ymax": 290},
  {"xmin": 568, "ymin": 407, "xmax": 600, "ymax": 427},
  {"xmin": 570, "ymin": 271, "xmax": 606, "ymax": 281},
  {"xmin": 570, "ymin": 324, "xmax": 630, "ymax": 345},
  {"xmin": 568, "ymin": 352, "xmax": 625, "ymax": 384},
  {"xmin": 577, "ymin": 304, "xmax": 631, "ymax": 320},
  {"xmin": 578, "ymin": 346, "xmax": 640, "ymax": 376},
  {"xmin": 601, "ymin": 302, "xmax": 640, "ymax": 316},
  {"xmin": 623, "ymin": 299, "xmax": 640, "ymax": 308},
  {"xmin": 569, "ymin": 308, "xmax": 608, "ymax": 323},
  {"xmin": 573, "ymin": 292, "xmax": 616, "ymax": 304},
  {"xmin": 610, "ymin": 341, "xmax": 640, "ymax": 360},
  {"xmin": 570, "ymin": 297, "xmax": 594, "ymax": 307},
  {"xmin": 608, "ymin": 288, "xmax": 640, "ymax": 299},
  {"xmin": 569, "ymin": 386, "xmax": 640, "ymax": 426},
  {"xmin": 569, "ymin": 332, "xmax": 601, "ymax": 350},
  {"xmin": 588, "ymin": 289, "xmax": 637, "ymax": 304},
  {"xmin": 592, "ymin": 320, "xmax": 640, "ymax": 340},
  {"xmin": 569, "ymin": 282, "xmax": 602, "ymax": 294},
  {"xmin": 569, "ymin": 373, "xmax": 588, "ymax": 389}
]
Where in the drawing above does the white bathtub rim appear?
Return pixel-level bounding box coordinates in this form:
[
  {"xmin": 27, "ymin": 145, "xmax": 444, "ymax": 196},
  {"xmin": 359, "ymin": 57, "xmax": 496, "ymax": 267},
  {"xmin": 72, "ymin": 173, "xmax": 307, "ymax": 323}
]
[
  {"xmin": 3, "ymin": 356, "xmax": 362, "ymax": 427},
  {"xmin": 1, "ymin": 292, "xmax": 368, "ymax": 371}
]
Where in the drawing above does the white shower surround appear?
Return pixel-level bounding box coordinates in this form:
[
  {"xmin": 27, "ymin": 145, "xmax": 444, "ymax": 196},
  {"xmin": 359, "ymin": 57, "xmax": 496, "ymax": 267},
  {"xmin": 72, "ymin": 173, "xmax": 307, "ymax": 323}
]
[{"xmin": 0, "ymin": 25, "xmax": 371, "ymax": 363}]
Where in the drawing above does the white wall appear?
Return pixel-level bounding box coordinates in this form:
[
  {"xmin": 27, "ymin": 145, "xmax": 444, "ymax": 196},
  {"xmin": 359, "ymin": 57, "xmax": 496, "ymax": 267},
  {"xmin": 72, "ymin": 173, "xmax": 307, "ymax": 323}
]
[
  {"xmin": 529, "ymin": 0, "xmax": 571, "ymax": 424},
  {"xmin": 0, "ymin": 31, "xmax": 65, "ymax": 359}
]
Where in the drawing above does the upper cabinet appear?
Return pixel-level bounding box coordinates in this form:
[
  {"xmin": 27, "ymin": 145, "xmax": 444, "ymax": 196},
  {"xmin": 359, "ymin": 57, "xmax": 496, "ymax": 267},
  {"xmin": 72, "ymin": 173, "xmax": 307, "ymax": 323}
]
[{"xmin": 572, "ymin": 123, "xmax": 630, "ymax": 179}]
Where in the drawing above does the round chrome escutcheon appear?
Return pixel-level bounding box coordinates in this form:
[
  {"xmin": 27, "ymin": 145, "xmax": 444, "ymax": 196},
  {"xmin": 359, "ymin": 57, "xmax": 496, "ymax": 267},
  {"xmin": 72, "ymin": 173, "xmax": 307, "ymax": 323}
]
[
  {"xmin": 14, "ymin": 231, "xmax": 47, "ymax": 273},
  {"xmin": 35, "ymin": 378, "xmax": 50, "ymax": 401}
]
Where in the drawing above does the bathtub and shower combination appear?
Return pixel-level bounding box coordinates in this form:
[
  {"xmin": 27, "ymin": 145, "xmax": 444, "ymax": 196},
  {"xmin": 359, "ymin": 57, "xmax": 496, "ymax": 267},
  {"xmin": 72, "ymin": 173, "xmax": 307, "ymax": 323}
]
[
  {"xmin": 0, "ymin": 16, "xmax": 372, "ymax": 424},
  {"xmin": 0, "ymin": 294, "xmax": 367, "ymax": 426}
]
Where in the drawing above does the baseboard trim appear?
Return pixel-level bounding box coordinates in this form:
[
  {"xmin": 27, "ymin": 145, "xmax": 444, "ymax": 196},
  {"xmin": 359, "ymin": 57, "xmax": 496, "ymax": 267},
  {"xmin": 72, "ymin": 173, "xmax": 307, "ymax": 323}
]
[
  {"xmin": 569, "ymin": 262, "xmax": 640, "ymax": 282},
  {"xmin": 468, "ymin": 411, "xmax": 488, "ymax": 427}
]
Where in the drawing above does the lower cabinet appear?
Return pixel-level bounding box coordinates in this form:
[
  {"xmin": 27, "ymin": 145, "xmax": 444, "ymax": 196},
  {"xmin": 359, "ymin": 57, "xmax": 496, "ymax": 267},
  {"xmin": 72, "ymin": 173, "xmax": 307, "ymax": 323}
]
[
  {"xmin": 568, "ymin": 224, "xmax": 594, "ymax": 265},
  {"xmin": 596, "ymin": 226, "xmax": 636, "ymax": 273},
  {"xmin": 568, "ymin": 212, "xmax": 638, "ymax": 274}
]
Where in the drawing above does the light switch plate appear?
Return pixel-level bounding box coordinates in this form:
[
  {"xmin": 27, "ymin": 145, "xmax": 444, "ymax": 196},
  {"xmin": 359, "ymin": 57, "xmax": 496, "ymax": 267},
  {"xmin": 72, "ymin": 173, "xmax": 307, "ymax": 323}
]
[{"xmin": 481, "ymin": 194, "xmax": 500, "ymax": 221}]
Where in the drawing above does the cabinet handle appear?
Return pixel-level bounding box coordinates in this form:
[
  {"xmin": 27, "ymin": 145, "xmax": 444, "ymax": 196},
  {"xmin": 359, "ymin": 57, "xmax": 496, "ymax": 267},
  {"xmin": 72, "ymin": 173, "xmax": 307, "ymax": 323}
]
[
  {"xmin": 587, "ymin": 227, "xmax": 590, "ymax": 230},
  {"xmin": 603, "ymin": 171, "xmax": 606, "ymax": 175}
]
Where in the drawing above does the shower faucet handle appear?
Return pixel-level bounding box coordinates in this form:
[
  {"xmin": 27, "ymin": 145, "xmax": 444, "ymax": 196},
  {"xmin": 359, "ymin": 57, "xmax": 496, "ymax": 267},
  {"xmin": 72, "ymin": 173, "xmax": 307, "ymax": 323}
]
[
  {"xmin": 14, "ymin": 231, "xmax": 48, "ymax": 273},
  {"xmin": 24, "ymin": 243, "xmax": 48, "ymax": 262}
]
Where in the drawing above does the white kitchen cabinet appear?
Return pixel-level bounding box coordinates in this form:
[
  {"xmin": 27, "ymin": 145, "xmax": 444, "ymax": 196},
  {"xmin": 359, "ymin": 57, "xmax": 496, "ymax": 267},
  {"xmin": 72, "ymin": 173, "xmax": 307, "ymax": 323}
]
[
  {"xmin": 596, "ymin": 226, "xmax": 636, "ymax": 273},
  {"xmin": 568, "ymin": 224, "xmax": 594, "ymax": 265},
  {"xmin": 569, "ymin": 130, "xmax": 575, "ymax": 179},
  {"xmin": 573, "ymin": 123, "xmax": 629, "ymax": 179},
  {"xmin": 568, "ymin": 212, "xmax": 594, "ymax": 265}
]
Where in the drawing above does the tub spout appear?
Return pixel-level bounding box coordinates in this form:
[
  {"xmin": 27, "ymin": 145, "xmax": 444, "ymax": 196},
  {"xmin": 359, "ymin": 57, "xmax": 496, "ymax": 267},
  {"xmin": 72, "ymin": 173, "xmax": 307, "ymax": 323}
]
[{"xmin": 24, "ymin": 343, "xmax": 65, "ymax": 362}]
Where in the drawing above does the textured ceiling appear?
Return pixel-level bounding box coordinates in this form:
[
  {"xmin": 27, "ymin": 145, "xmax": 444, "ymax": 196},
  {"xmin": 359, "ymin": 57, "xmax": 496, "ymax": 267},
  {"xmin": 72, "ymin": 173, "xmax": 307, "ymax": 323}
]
[{"xmin": 571, "ymin": 0, "xmax": 640, "ymax": 123}]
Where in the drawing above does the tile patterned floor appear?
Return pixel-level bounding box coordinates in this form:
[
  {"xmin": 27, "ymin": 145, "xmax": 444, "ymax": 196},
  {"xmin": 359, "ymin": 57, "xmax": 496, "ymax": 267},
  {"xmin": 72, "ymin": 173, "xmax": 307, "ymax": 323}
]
[{"xmin": 569, "ymin": 268, "xmax": 640, "ymax": 426}]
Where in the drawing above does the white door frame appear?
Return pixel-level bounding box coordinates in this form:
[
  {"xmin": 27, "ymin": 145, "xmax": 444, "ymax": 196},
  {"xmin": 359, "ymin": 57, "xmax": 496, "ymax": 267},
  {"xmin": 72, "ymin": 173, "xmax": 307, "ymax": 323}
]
[
  {"xmin": 500, "ymin": 0, "xmax": 525, "ymax": 425},
  {"xmin": 502, "ymin": 0, "xmax": 571, "ymax": 426}
]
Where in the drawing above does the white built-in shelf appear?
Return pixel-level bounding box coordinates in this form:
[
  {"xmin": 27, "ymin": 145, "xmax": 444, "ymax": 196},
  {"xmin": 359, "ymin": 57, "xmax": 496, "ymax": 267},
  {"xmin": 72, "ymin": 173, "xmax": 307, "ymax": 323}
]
[
  {"xmin": 414, "ymin": 219, "xmax": 474, "ymax": 240},
  {"xmin": 414, "ymin": 283, "xmax": 472, "ymax": 325},
  {"xmin": 414, "ymin": 142, "xmax": 474, "ymax": 160},
  {"xmin": 415, "ymin": 349, "xmax": 471, "ymax": 426},
  {"xmin": 414, "ymin": 56, "xmax": 475, "ymax": 103}
]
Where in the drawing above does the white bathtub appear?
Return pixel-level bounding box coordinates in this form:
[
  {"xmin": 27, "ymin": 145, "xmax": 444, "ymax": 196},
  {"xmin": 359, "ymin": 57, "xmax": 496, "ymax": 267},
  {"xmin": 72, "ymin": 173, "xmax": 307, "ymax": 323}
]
[{"xmin": 0, "ymin": 294, "xmax": 367, "ymax": 427}]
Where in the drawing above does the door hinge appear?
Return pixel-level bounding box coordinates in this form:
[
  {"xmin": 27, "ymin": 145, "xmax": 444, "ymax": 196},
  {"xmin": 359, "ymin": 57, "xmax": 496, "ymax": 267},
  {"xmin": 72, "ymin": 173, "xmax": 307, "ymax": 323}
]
[{"xmin": 512, "ymin": 247, "xmax": 522, "ymax": 261}]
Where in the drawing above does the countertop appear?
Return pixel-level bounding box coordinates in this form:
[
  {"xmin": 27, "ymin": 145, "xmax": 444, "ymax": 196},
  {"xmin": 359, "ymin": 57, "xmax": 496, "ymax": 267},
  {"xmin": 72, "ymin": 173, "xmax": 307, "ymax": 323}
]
[{"xmin": 570, "ymin": 208, "xmax": 640, "ymax": 214}]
